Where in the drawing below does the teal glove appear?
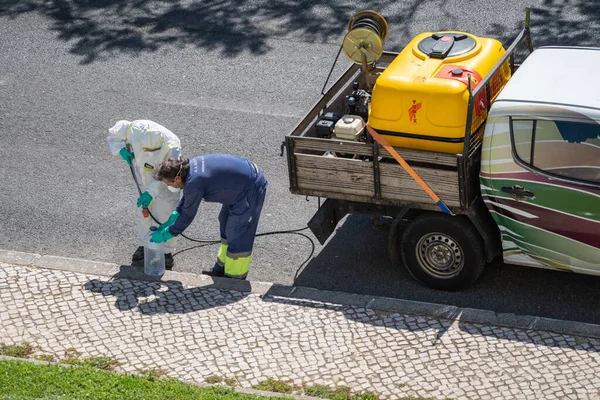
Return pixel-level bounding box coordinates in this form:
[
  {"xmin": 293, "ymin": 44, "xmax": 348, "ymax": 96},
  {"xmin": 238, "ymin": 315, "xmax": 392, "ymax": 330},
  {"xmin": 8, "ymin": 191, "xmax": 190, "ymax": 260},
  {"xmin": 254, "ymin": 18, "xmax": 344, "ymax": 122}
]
[
  {"xmin": 119, "ymin": 147, "xmax": 134, "ymax": 166},
  {"xmin": 150, "ymin": 227, "xmax": 175, "ymax": 243},
  {"xmin": 157, "ymin": 211, "xmax": 180, "ymax": 230},
  {"xmin": 137, "ymin": 191, "xmax": 153, "ymax": 208}
]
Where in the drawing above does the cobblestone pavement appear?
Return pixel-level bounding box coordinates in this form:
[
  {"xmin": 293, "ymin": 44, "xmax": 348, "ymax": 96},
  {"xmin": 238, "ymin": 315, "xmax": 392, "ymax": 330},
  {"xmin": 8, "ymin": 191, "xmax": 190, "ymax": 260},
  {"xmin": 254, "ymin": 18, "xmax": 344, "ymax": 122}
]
[{"xmin": 2, "ymin": 263, "xmax": 600, "ymax": 400}]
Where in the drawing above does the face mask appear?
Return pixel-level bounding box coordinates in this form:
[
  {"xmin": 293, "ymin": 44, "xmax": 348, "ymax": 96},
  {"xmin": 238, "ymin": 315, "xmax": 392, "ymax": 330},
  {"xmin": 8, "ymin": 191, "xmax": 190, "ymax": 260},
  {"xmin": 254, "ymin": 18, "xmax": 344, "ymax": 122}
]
[{"xmin": 167, "ymin": 186, "xmax": 181, "ymax": 193}]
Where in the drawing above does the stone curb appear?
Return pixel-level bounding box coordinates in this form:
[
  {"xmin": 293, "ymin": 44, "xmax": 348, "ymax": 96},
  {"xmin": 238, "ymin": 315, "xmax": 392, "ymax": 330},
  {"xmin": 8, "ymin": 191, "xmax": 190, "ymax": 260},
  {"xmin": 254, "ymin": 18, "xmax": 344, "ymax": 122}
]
[
  {"xmin": 0, "ymin": 356, "xmax": 324, "ymax": 399},
  {"xmin": 2, "ymin": 249, "xmax": 600, "ymax": 339}
]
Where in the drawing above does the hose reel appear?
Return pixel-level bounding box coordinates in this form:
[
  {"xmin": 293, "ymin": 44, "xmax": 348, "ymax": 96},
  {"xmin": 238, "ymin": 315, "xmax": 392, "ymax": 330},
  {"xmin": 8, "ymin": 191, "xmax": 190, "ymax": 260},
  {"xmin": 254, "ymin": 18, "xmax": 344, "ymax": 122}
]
[
  {"xmin": 342, "ymin": 10, "xmax": 388, "ymax": 71},
  {"xmin": 320, "ymin": 10, "xmax": 388, "ymax": 95}
]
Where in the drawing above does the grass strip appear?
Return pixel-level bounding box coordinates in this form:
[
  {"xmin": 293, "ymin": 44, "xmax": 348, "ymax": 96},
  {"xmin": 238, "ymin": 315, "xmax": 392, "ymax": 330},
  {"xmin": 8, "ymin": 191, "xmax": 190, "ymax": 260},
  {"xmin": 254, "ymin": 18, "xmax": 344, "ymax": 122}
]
[{"xmin": 0, "ymin": 360, "xmax": 291, "ymax": 400}]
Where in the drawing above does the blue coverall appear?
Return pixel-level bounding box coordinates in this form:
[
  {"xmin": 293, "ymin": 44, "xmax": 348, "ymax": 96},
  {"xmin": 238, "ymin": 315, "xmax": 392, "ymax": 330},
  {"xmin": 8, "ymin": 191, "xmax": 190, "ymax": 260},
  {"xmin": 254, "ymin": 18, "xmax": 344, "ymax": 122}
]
[{"xmin": 168, "ymin": 155, "xmax": 268, "ymax": 279}]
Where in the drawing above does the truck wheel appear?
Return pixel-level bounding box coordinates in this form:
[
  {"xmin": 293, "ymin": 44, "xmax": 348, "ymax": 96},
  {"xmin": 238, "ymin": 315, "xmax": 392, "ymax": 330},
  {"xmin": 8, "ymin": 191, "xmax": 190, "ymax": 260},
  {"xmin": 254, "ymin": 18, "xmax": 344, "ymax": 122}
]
[{"xmin": 399, "ymin": 213, "xmax": 485, "ymax": 290}]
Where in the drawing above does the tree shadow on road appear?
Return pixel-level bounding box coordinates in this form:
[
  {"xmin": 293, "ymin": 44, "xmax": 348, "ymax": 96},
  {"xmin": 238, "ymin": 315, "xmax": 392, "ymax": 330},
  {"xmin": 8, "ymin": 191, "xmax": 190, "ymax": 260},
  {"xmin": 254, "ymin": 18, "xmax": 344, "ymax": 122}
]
[
  {"xmin": 489, "ymin": 1, "xmax": 600, "ymax": 48},
  {"xmin": 1, "ymin": 1, "xmax": 598, "ymax": 65},
  {"xmin": 4, "ymin": 0, "xmax": 572, "ymax": 64},
  {"xmin": 0, "ymin": 0, "xmax": 394, "ymax": 63},
  {"xmin": 84, "ymin": 264, "xmax": 251, "ymax": 315}
]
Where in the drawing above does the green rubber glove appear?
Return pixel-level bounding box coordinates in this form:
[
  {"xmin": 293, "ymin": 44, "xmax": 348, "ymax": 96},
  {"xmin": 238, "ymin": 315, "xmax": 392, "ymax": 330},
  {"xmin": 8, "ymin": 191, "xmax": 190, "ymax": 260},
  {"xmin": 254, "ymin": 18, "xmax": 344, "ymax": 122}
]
[
  {"xmin": 137, "ymin": 191, "xmax": 153, "ymax": 208},
  {"xmin": 157, "ymin": 211, "xmax": 180, "ymax": 231},
  {"xmin": 119, "ymin": 147, "xmax": 134, "ymax": 166},
  {"xmin": 150, "ymin": 227, "xmax": 175, "ymax": 243}
]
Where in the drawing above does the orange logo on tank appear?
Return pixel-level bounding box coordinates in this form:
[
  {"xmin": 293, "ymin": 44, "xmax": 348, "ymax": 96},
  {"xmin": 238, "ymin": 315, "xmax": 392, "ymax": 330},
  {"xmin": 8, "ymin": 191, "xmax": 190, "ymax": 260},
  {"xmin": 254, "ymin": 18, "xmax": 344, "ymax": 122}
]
[{"xmin": 408, "ymin": 100, "xmax": 422, "ymax": 123}]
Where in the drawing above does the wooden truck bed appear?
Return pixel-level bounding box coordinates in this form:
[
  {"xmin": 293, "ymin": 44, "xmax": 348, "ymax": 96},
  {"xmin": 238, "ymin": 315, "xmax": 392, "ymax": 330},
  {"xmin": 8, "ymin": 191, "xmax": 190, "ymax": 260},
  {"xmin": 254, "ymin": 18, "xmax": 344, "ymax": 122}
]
[
  {"xmin": 287, "ymin": 134, "xmax": 461, "ymax": 212},
  {"xmin": 284, "ymin": 29, "xmax": 532, "ymax": 214}
]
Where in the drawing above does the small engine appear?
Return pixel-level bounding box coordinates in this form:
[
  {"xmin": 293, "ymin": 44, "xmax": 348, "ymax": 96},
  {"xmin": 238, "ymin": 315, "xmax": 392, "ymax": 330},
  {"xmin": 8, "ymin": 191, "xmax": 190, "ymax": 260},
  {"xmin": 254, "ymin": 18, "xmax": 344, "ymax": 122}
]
[
  {"xmin": 316, "ymin": 112, "xmax": 366, "ymax": 143},
  {"xmin": 333, "ymin": 115, "xmax": 365, "ymax": 141}
]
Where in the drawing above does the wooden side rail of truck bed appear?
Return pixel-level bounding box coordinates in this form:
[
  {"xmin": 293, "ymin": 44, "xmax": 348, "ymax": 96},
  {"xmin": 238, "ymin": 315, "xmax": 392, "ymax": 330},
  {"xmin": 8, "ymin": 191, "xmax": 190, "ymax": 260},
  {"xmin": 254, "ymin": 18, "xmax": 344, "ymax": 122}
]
[{"xmin": 285, "ymin": 135, "xmax": 463, "ymax": 212}]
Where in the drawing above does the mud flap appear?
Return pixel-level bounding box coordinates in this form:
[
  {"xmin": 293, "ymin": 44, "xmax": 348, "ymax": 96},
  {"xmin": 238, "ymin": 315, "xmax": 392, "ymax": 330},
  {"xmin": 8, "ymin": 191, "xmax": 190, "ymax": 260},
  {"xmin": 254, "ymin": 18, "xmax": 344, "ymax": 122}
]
[
  {"xmin": 466, "ymin": 197, "xmax": 502, "ymax": 263},
  {"xmin": 387, "ymin": 207, "xmax": 411, "ymax": 264},
  {"xmin": 307, "ymin": 199, "xmax": 348, "ymax": 245}
]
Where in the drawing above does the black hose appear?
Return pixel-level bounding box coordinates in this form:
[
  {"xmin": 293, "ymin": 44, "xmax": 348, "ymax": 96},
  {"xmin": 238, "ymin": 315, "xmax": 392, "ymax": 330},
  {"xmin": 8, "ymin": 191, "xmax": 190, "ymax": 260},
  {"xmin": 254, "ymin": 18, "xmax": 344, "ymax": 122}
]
[
  {"xmin": 349, "ymin": 16, "xmax": 385, "ymax": 39},
  {"xmin": 351, "ymin": 17, "xmax": 384, "ymax": 37},
  {"xmin": 172, "ymin": 229, "xmax": 315, "ymax": 280}
]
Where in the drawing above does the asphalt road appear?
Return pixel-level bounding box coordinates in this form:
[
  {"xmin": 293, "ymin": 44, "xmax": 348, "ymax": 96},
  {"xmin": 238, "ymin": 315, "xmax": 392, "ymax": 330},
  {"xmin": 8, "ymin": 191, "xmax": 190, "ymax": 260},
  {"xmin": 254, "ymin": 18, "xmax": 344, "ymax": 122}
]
[{"xmin": 1, "ymin": 1, "xmax": 599, "ymax": 325}]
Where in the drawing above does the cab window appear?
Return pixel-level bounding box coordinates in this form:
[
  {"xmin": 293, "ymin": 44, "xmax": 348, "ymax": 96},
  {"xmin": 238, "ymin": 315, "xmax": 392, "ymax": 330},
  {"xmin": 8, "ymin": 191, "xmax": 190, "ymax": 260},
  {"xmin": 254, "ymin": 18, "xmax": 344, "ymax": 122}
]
[{"xmin": 510, "ymin": 117, "xmax": 600, "ymax": 185}]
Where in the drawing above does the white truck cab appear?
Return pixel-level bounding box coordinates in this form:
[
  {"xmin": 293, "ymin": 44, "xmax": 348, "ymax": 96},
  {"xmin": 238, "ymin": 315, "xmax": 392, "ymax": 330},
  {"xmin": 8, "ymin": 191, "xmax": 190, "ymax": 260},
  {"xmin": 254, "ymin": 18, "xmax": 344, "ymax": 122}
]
[{"xmin": 481, "ymin": 47, "xmax": 600, "ymax": 273}]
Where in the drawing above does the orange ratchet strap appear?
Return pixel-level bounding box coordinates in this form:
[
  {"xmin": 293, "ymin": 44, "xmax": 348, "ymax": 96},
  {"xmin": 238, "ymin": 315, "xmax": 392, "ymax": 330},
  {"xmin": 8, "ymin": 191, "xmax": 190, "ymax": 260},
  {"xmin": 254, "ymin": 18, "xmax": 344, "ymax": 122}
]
[{"xmin": 366, "ymin": 125, "xmax": 454, "ymax": 215}]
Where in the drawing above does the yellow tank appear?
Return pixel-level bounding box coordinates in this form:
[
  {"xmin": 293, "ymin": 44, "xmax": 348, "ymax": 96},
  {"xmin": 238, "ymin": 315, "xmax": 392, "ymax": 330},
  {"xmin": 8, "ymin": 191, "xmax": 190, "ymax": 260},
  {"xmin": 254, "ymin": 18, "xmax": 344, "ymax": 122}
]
[{"xmin": 368, "ymin": 31, "xmax": 509, "ymax": 154}]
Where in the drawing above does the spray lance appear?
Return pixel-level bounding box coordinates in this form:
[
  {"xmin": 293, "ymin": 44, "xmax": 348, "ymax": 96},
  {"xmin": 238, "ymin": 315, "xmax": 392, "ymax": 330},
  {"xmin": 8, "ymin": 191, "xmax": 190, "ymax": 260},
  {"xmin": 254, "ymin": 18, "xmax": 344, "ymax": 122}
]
[{"xmin": 126, "ymin": 145, "xmax": 151, "ymax": 219}]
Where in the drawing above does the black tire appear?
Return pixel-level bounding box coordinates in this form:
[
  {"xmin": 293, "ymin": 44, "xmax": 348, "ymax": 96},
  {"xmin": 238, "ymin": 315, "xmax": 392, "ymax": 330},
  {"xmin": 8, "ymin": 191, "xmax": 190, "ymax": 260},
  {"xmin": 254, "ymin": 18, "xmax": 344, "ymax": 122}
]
[{"xmin": 399, "ymin": 212, "xmax": 485, "ymax": 291}]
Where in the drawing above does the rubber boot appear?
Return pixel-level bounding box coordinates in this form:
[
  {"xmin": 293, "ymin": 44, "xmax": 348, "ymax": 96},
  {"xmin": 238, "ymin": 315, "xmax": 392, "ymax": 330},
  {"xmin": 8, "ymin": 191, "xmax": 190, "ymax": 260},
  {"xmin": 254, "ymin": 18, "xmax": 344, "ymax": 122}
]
[
  {"xmin": 202, "ymin": 264, "xmax": 224, "ymax": 277},
  {"xmin": 132, "ymin": 246, "xmax": 144, "ymax": 262},
  {"xmin": 165, "ymin": 253, "xmax": 174, "ymax": 270}
]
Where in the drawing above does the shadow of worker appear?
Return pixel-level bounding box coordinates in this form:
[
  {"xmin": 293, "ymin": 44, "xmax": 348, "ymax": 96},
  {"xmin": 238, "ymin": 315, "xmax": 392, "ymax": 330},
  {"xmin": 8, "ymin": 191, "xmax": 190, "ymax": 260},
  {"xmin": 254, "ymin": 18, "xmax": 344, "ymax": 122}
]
[{"xmin": 84, "ymin": 265, "xmax": 251, "ymax": 315}]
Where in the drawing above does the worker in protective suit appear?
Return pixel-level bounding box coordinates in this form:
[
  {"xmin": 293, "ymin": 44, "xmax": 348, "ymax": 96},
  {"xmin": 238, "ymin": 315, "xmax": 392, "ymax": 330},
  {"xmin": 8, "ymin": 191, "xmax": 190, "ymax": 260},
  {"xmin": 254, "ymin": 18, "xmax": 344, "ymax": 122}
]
[
  {"xmin": 106, "ymin": 120, "xmax": 182, "ymax": 269},
  {"xmin": 150, "ymin": 155, "xmax": 268, "ymax": 279}
]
